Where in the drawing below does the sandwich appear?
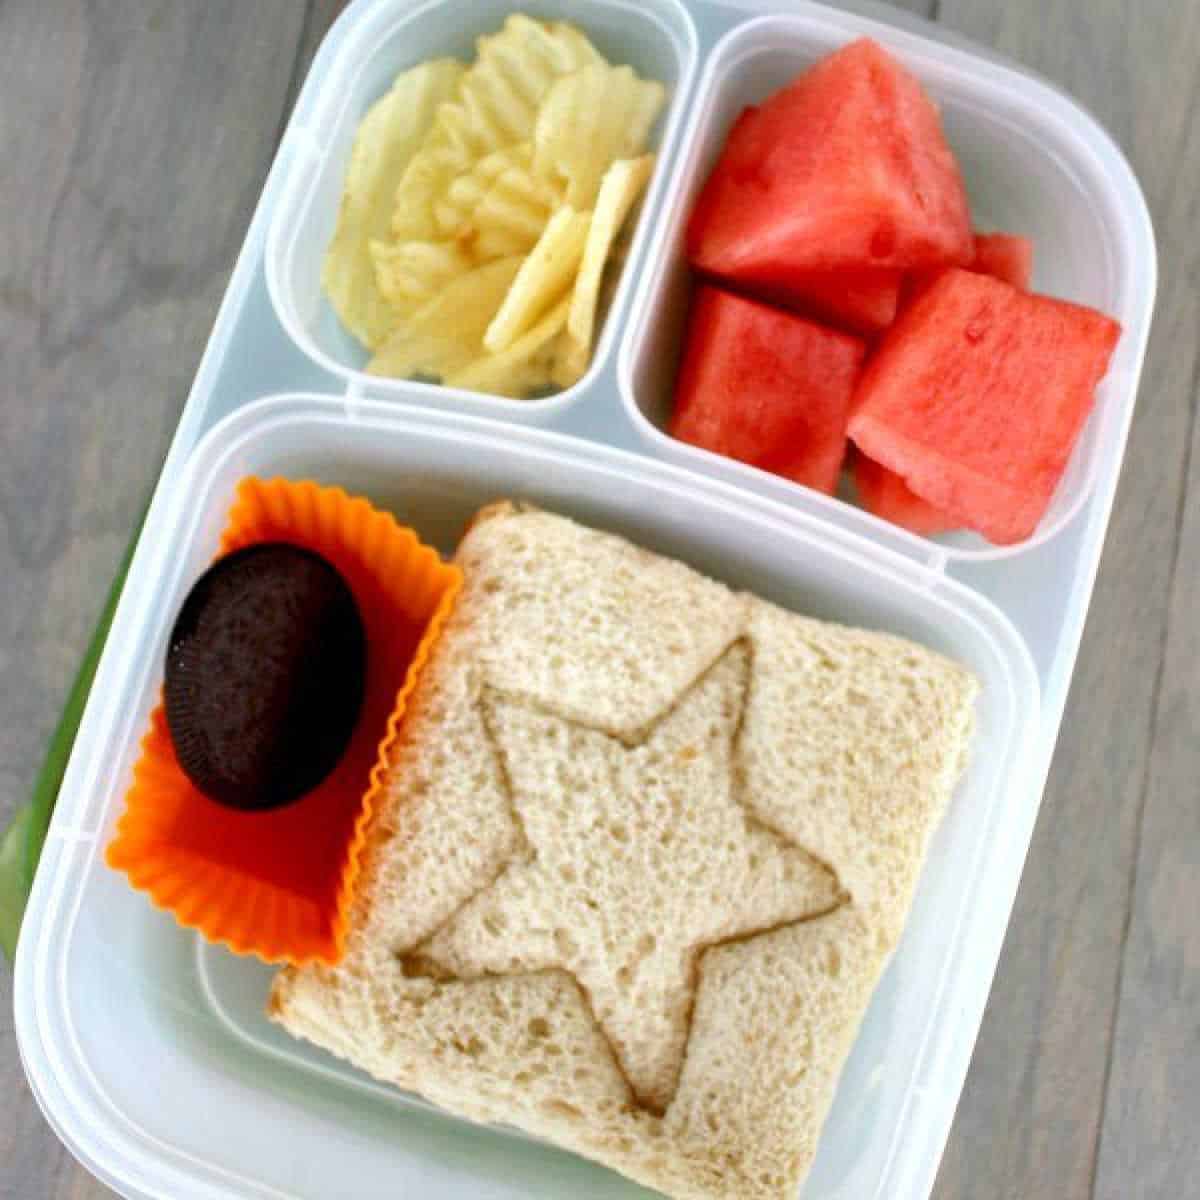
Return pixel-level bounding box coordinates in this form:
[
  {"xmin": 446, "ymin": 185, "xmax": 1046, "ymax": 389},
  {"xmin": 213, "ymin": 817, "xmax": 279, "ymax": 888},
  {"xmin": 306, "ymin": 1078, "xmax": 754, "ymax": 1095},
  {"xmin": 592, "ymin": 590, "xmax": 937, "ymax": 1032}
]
[{"xmin": 269, "ymin": 502, "xmax": 977, "ymax": 1199}]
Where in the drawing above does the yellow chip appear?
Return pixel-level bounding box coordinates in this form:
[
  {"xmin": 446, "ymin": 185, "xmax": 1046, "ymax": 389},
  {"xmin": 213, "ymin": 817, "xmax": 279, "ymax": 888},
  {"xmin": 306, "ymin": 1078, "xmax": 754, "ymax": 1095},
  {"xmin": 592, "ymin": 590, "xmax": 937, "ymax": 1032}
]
[
  {"xmin": 409, "ymin": 254, "xmax": 524, "ymax": 338},
  {"xmin": 533, "ymin": 64, "xmax": 665, "ymax": 208},
  {"xmin": 366, "ymin": 326, "xmax": 474, "ymax": 383},
  {"xmin": 551, "ymin": 330, "xmax": 589, "ymax": 390},
  {"xmin": 460, "ymin": 14, "xmax": 605, "ymax": 152},
  {"xmin": 322, "ymin": 59, "xmax": 465, "ymax": 348},
  {"xmin": 433, "ymin": 142, "xmax": 562, "ymax": 259},
  {"xmin": 369, "ymin": 239, "xmax": 474, "ymax": 309},
  {"xmin": 367, "ymin": 256, "xmax": 524, "ymax": 381},
  {"xmin": 447, "ymin": 295, "xmax": 570, "ymax": 397},
  {"xmin": 562, "ymin": 154, "xmax": 655, "ymax": 370},
  {"xmin": 434, "ymin": 145, "xmax": 528, "ymax": 235},
  {"xmin": 388, "ymin": 142, "xmax": 472, "ymax": 243},
  {"xmin": 391, "ymin": 15, "xmax": 602, "ymax": 241},
  {"xmin": 484, "ymin": 206, "xmax": 591, "ymax": 353}
]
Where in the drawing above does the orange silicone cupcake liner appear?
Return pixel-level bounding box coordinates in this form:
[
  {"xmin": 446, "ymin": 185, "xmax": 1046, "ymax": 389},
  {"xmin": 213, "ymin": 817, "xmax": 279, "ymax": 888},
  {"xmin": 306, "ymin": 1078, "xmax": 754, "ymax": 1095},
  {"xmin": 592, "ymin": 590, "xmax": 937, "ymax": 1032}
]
[{"xmin": 106, "ymin": 477, "xmax": 461, "ymax": 965}]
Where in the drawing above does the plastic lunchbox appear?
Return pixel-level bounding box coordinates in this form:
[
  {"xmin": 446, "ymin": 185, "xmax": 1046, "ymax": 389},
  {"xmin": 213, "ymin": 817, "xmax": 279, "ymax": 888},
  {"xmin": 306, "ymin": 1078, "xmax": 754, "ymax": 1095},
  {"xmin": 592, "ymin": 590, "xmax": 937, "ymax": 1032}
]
[{"xmin": 13, "ymin": 1, "xmax": 1155, "ymax": 1199}]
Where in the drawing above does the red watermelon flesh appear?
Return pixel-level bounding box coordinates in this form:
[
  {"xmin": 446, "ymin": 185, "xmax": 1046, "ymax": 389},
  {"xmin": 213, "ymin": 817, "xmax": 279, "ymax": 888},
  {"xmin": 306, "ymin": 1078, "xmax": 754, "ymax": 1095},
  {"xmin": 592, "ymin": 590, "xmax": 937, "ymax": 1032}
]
[
  {"xmin": 848, "ymin": 269, "xmax": 1121, "ymax": 544},
  {"xmin": 854, "ymin": 453, "xmax": 956, "ymax": 536},
  {"xmin": 732, "ymin": 266, "xmax": 904, "ymax": 335},
  {"xmin": 687, "ymin": 38, "xmax": 973, "ymax": 288},
  {"xmin": 905, "ymin": 230, "xmax": 1034, "ymax": 305},
  {"xmin": 669, "ymin": 285, "xmax": 866, "ymax": 494},
  {"xmin": 972, "ymin": 232, "xmax": 1033, "ymax": 289}
]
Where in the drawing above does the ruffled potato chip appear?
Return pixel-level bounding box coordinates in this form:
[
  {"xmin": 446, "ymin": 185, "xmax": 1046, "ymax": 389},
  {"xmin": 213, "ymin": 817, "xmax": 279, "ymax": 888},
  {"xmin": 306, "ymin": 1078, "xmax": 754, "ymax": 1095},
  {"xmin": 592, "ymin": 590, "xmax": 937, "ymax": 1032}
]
[
  {"xmin": 367, "ymin": 256, "xmax": 524, "ymax": 381},
  {"xmin": 387, "ymin": 143, "xmax": 471, "ymax": 244},
  {"xmin": 560, "ymin": 154, "xmax": 655, "ymax": 379},
  {"xmin": 551, "ymin": 329, "xmax": 589, "ymax": 391},
  {"xmin": 457, "ymin": 14, "xmax": 605, "ymax": 154},
  {"xmin": 369, "ymin": 239, "xmax": 474, "ymax": 309},
  {"xmin": 447, "ymin": 295, "xmax": 570, "ymax": 397},
  {"xmin": 433, "ymin": 142, "xmax": 562, "ymax": 259},
  {"xmin": 321, "ymin": 60, "xmax": 465, "ymax": 348},
  {"xmin": 390, "ymin": 15, "xmax": 601, "ymax": 241},
  {"xmin": 484, "ymin": 206, "xmax": 591, "ymax": 353},
  {"xmin": 533, "ymin": 63, "xmax": 665, "ymax": 208}
]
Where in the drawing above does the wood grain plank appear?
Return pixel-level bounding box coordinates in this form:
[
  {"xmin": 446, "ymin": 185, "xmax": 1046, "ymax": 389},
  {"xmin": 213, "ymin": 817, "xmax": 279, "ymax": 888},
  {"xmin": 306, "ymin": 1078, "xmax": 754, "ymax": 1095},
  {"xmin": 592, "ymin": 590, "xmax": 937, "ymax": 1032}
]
[
  {"xmin": 1092, "ymin": 57, "xmax": 1200, "ymax": 1190},
  {"xmin": 884, "ymin": 0, "xmax": 941, "ymax": 16},
  {"xmin": 931, "ymin": 4, "xmax": 1199, "ymax": 1200},
  {"xmin": 1093, "ymin": 388, "xmax": 1200, "ymax": 1200},
  {"xmin": 0, "ymin": 2, "xmax": 346, "ymax": 1198}
]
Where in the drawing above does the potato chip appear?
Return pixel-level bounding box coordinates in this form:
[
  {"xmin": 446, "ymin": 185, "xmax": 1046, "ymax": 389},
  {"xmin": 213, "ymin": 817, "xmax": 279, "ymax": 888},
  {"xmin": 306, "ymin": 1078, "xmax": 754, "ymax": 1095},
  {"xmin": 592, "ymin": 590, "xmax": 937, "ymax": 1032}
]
[
  {"xmin": 390, "ymin": 15, "xmax": 602, "ymax": 241},
  {"xmin": 365, "ymin": 326, "xmax": 471, "ymax": 383},
  {"xmin": 434, "ymin": 145, "xmax": 529, "ymax": 235},
  {"xmin": 561, "ymin": 154, "xmax": 655, "ymax": 372},
  {"xmin": 533, "ymin": 64, "xmax": 665, "ymax": 208},
  {"xmin": 484, "ymin": 207, "xmax": 591, "ymax": 353},
  {"xmin": 322, "ymin": 60, "xmax": 465, "ymax": 348},
  {"xmin": 367, "ymin": 256, "xmax": 524, "ymax": 381},
  {"xmin": 460, "ymin": 14, "xmax": 605, "ymax": 153},
  {"xmin": 448, "ymin": 296, "xmax": 570, "ymax": 397},
  {"xmin": 550, "ymin": 331, "xmax": 589, "ymax": 390},
  {"xmin": 369, "ymin": 239, "xmax": 474, "ymax": 309},
  {"xmin": 433, "ymin": 142, "xmax": 562, "ymax": 259},
  {"xmin": 411, "ymin": 254, "xmax": 524, "ymax": 338},
  {"xmin": 387, "ymin": 143, "xmax": 470, "ymax": 244}
]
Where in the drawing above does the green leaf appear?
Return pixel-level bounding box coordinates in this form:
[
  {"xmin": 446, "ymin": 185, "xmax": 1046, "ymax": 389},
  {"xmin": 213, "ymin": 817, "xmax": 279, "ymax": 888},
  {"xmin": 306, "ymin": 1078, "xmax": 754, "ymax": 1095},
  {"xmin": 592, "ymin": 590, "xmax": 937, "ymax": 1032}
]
[{"xmin": 0, "ymin": 515, "xmax": 144, "ymax": 962}]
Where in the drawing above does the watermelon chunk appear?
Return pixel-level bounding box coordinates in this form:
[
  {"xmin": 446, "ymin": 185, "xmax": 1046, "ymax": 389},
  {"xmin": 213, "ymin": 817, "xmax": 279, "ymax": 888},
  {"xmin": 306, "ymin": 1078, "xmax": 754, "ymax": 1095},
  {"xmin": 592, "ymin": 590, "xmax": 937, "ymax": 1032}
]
[
  {"xmin": 848, "ymin": 269, "xmax": 1121, "ymax": 545},
  {"xmin": 971, "ymin": 232, "xmax": 1033, "ymax": 290},
  {"xmin": 669, "ymin": 286, "xmax": 866, "ymax": 494},
  {"xmin": 853, "ymin": 453, "xmax": 956, "ymax": 536},
  {"xmin": 687, "ymin": 38, "xmax": 973, "ymax": 291},
  {"xmin": 905, "ymin": 230, "xmax": 1034, "ymax": 305},
  {"xmin": 748, "ymin": 266, "xmax": 904, "ymax": 335}
]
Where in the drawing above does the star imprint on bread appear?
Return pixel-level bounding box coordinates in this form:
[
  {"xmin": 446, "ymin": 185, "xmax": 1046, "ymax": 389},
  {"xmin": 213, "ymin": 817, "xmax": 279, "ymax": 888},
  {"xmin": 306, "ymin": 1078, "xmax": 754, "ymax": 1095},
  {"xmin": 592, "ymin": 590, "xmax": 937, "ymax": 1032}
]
[{"xmin": 403, "ymin": 639, "xmax": 847, "ymax": 1114}]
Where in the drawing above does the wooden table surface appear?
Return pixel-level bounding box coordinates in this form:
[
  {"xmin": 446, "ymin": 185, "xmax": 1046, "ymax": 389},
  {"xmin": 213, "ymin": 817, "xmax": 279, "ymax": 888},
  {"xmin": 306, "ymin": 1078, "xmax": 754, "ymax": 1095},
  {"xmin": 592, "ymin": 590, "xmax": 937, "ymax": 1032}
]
[{"xmin": 1, "ymin": 1, "xmax": 1195, "ymax": 1198}]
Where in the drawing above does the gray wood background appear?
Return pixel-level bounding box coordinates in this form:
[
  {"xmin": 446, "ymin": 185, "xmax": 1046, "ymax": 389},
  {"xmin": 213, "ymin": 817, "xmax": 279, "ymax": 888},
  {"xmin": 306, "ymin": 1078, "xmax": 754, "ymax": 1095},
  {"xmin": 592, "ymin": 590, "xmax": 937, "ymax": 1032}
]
[{"xmin": 0, "ymin": 1, "xmax": 1194, "ymax": 1198}]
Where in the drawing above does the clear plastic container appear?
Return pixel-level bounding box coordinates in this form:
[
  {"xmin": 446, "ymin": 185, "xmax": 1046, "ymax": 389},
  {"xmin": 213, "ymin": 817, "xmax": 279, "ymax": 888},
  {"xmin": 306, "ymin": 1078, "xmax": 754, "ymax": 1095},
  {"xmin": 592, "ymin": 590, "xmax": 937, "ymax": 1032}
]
[{"xmin": 14, "ymin": 1, "xmax": 1155, "ymax": 1198}]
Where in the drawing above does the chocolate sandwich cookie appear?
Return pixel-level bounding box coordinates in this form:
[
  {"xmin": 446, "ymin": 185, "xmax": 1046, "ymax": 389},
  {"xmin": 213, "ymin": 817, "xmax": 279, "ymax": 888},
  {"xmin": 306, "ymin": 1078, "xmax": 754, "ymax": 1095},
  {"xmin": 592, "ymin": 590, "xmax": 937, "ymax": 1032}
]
[{"xmin": 164, "ymin": 543, "xmax": 366, "ymax": 811}]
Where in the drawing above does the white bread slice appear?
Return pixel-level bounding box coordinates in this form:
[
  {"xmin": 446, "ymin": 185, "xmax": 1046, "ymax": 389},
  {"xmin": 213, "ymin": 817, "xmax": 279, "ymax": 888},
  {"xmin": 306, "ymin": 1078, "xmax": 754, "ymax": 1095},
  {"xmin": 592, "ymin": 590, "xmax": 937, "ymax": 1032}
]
[{"xmin": 270, "ymin": 503, "xmax": 978, "ymax": 1199}]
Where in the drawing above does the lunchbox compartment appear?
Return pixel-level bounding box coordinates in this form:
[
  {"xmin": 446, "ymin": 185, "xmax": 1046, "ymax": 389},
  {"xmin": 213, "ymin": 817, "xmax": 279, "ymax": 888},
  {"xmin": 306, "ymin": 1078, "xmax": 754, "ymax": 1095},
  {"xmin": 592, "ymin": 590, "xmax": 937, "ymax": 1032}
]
[
  {"xmin": 21, "ymin": 394, "xmax": 1037, "ymax": 1200},
  {"xmin": 265, "ymin": 0, "xmax": 699, "ymax": 418},
  {"xmin": 618, "ymin": 11, "xmax": 1153, "ymax": 562}
]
